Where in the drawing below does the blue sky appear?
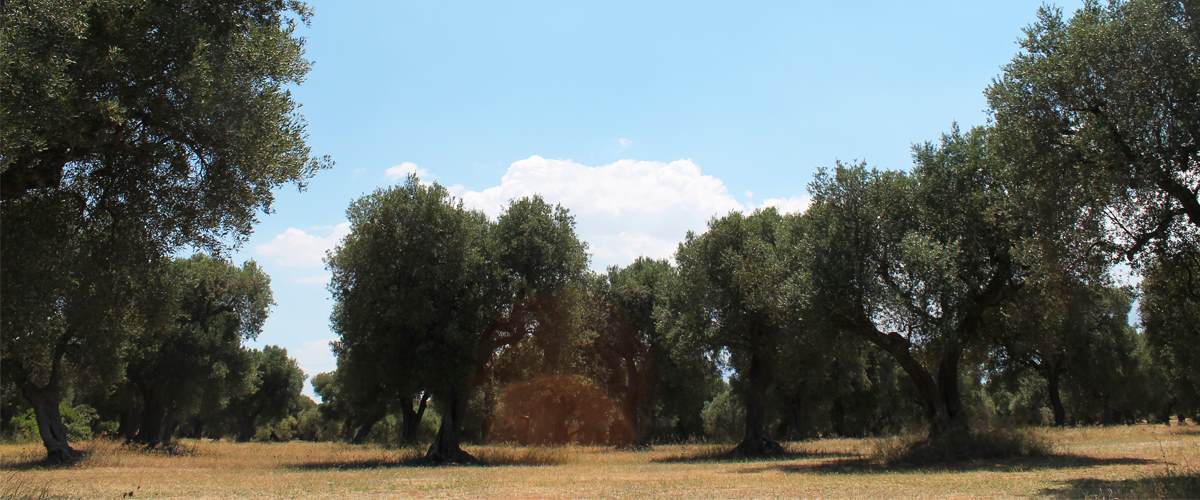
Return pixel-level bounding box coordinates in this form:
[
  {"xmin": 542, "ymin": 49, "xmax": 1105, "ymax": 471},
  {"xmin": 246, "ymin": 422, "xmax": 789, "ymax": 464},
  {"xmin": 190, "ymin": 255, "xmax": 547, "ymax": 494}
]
[{"xmin": 230, "ymin": 0, "xmax": 1082, "ymax": 395}]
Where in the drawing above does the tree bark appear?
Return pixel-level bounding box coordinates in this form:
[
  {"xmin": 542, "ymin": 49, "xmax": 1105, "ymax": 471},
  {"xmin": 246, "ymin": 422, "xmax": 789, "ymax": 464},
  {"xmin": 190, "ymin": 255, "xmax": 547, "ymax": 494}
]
[
  {"xmin": 236, "ymin": 414, "xmax": 257, "ymax": 442},
  {"xmin": 844, "ymin": 313, "xmax": 972, "ymax": 441},
  {"xmin": 425, "ymin": 385, "xmax": 476, "ymax": 464},
  {"xmin": 399, "ymin": 392, "xmax": 430, "ymax": 446},
  {"xmin": 1045, "ymin": 369, "xmax": 1067, "ymax": 427},
  {"xmin": 21, "ymin": 382, "xmax": 76, "ymax": 464},
  {"xmin": 118, "ymin": 407, "xmax": 138, "ymax": 442},
  {"xmin": 190, "ymin": 418, "xmax": 206, "ymax": 439},
  {"xmin": 931, "ymin": 340, "xmax": 968, "ymax": 440},
  {"xmin": 135, "ymin": 393, "xmax": 166, "ymax": 447},
  {"xmin": 351, "ymin": 410, "xmax": 382, "ymax": 444},
  {"xmin": 731, "ymin": 350, "xmax": 784, "ymax": 457}
]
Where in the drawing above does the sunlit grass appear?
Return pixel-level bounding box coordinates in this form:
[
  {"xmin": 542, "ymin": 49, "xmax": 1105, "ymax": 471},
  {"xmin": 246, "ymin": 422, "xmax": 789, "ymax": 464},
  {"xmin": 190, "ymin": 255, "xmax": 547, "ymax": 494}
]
[{"xmin": 0, "ymin": 425, "xmax": 1197, "ymax": 497}]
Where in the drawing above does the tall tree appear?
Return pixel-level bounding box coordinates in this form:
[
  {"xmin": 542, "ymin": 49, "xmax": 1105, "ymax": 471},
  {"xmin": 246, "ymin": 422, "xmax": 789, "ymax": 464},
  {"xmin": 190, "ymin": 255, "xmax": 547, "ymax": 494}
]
[
  {"xmin": 987, "ymin": 0, "xmax": 1200, "ymax": 260},
  {"xmin": 0, "ymin": 0, "xmax": 327, "ymax": 461},
  {"xmin": 673, "ymin": 208, "xmax": 805, "ymax": 456}
]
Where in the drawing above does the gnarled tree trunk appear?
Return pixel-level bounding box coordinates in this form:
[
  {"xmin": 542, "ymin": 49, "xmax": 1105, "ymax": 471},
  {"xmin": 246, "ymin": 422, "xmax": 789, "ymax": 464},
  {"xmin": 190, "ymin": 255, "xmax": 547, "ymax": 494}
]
[
  {"xmin": 425, "ymin": 385, "xmax": 476, "ymax": 463},
  {"xmin": 21, "ymin": 382, "xmax": 76, "ymax": 464}
]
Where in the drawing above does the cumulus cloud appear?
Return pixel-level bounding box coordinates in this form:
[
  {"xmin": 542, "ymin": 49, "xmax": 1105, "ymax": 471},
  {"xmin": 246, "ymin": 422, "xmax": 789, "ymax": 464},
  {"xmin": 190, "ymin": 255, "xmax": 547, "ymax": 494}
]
[
  {"xmin": 255, "ymin": 222, "xmax": 350, "ymax": 269},
  {"xmin": 384, "ymin": 161, "xmax": 431, "ymax": 181},
  {"xmin": 450, "ymin": 156, "xmax": 808, "ymax": 270}
]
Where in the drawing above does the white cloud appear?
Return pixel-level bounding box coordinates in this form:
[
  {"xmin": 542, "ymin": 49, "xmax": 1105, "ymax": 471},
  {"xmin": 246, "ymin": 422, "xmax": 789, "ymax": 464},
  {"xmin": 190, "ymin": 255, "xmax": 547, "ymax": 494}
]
[
  {"xmin": 451, "ymin": 156, "xmax": 808, "ymax": 270},
  {"xmin": 760, "ymin": 196, "xmax": 812, "ymax": 215},
  {"xmin": 616, "ymin": 137, "xmax": 634, "ymax": 151},
  {"xmin": 384, "ymin": 161, "xmax": 431, "ymax": 181},
  {"xmin": 255, "ymin": 222, "xmax": 350, "ymax": 268},
  {"xmin": 294, "ymin": 337, "xmax": 337, "ymax": 398}
]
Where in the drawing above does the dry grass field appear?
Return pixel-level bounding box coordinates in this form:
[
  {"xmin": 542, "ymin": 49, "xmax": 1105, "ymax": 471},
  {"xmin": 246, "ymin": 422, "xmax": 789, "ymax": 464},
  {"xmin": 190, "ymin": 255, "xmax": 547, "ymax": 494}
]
[{"xmin": 1, "ymin": 425, "xmax": 1197, "ymax": 498}]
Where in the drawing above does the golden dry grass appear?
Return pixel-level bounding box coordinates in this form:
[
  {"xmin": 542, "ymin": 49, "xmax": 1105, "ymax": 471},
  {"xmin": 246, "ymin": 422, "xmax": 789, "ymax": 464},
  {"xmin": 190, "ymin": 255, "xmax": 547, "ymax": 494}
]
[{"xmin": 1, "ymin": 425, "xmax": 1197, "ymax": 498}]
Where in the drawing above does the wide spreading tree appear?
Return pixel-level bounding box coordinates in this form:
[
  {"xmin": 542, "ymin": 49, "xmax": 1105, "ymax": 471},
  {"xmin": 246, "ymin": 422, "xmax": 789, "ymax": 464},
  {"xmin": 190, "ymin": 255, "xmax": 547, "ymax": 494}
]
[
  {"xmin": 0, "ymin": 0, "xmax": 327, "ymax": 461},
  {"xmin": 327, "ymin": 177, "xmax": 587, "ymax": 463},
  {"xmin": 803, "ymin": 127, "xmax": 1083, "ymax": 441}
]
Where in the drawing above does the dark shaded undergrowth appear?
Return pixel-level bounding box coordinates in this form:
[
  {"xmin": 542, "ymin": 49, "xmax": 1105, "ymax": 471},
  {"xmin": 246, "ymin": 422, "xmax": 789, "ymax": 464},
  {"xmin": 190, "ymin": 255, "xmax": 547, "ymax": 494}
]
[{"xmin": 652, "ymin": 443, "xmax": 853, "ymax": 464}]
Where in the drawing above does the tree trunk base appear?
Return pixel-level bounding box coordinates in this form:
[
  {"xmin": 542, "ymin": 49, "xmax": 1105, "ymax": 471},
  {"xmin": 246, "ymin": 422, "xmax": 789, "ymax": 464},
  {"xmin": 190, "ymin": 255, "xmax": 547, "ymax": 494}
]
[
  {"xmin": 45, "ymin": 446, "xmax": 80, "ymax": 465},
  {"xmin": 730, "ymin": 436, "xmax": 786, "ymax": 457},
  {"xmin": 424, "ymin": 444, "xmax": 478, "ymax": 465}
]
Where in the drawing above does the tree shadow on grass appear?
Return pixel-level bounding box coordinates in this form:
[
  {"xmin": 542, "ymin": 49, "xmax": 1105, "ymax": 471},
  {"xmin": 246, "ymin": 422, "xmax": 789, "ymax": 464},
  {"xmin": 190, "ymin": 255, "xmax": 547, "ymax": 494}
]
[
  {"xmin": 291, "ymin": 447, "xmax": 571, "ymax": 470},
  {"xmin": 652, "ymin": 446, "xmax": 855, "ymax": 464},
  {"xmin": 737, "ymin": 454, "xmax": 1159, "ymax": 475},
  {"xmin": 0, "ymin": 451, "xmax": 90, "ymax": 471},
  {"xmin": 289, "ymin": 456, "xmax": 433, "ymax": 470},
  {"xmin": 1037, "ymin": 472, "xmax": 1200, "ymax": 498}
]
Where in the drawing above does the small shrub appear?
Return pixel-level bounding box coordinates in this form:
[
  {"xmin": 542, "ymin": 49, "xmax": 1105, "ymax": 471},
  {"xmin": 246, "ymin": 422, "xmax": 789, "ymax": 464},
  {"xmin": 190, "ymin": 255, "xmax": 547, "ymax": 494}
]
[
  {"xmin": 9, "ymin": 404, "xmax": 98, "ymax": 442},
  {"xmin": 701, "ymin": 386, "xmax": 743, "ymax": 443},
  {"xmin": 870, "ymin": 427, "xmax": 1052, "ymax": 466}
]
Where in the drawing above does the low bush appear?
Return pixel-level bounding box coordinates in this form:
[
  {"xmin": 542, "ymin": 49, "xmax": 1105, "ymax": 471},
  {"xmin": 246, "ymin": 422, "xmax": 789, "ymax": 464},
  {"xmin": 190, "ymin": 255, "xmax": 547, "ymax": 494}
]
[{"xmin": 870, "ymin": 427, "xmax": 1052, "ymax": 466}]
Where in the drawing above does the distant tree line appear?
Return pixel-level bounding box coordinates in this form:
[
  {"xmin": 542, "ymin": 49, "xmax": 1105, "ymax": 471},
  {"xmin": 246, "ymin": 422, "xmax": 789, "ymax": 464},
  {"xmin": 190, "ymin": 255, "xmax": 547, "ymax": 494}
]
[{"xmin": 1, "ymin": 0, "xmax": 1196, "ymax": 466}]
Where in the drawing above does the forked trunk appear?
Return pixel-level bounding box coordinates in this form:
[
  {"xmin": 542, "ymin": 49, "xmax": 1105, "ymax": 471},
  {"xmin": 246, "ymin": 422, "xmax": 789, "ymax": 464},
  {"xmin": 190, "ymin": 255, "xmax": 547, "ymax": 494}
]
[
  {"xmin": 399, "ymin": 392, "xmax": 430, "ymax": 446},
  {"xmin": 425, "ymin": 385, "xmax": 476, "ymax": 464},
  {"xmin": 21, "ymin": 382, "xmax": 76, "ymax": 464}
]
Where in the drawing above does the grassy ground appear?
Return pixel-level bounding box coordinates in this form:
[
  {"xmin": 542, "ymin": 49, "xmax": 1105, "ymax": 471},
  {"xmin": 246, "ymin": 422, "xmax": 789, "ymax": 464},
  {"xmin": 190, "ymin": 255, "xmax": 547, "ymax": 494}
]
[{"xmin": 1, "ymin": 425, "xmax": 1197, "ymax": 498}]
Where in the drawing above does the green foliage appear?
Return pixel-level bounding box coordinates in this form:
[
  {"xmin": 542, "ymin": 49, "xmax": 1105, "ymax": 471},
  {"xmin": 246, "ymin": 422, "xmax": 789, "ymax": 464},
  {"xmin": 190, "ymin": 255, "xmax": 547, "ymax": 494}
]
[
  {"xmin": 122, "ymin": 254, "xmax": 272, "ymax": 445},
  {"xmin": 10, "ymin": 403, "xmax": 97, "ymax": 442},
  {"xmin": 987, "ymin": 0, "xmax": 1200, "ymax": 259},
  {"xmin": 701, "ymin": 383, "xmax": 744, "ymax": 443},
  {"xmin": 0, "ymin": 0, "xmax": 327, "ymax": 457},
  {"xmin": 228, "ymin": 345, "xmax": 306, "ymax": 441},
  {"xmin": 870, "ymin": 426, "xmax": 1052, "ymax": 466},
  {"xmin": 672, "ymin": 208, "xmax": 806, "ymax": 449},
  {"xmin": 1142, "ymin": 252, "xmax": 1200, "ymax": 420},
  {"xmin": 328, "ymin": 177, "xmax": 588, "ymax": 459}
]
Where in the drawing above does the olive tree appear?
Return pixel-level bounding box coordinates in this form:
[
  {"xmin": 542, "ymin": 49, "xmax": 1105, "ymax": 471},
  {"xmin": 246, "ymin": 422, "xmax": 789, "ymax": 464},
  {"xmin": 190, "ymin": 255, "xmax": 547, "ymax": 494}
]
[
  {"xmin": 327, "ymin": 177, "xmax": 586, "ymax": 463},
  {"xmin": 122, "ymin": 255, "xmax": 272, "ymax": 447},
  {"xmin": 0, "ymin": 0, "xmax": 327, "ymax": 461},
  {"xmin": 805, "ymin": 127, "xmax": 1047, "ymax": 441},
  {"xmin": 672, "ymin": 208, "xmax": 806, "ymax": 456}
]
